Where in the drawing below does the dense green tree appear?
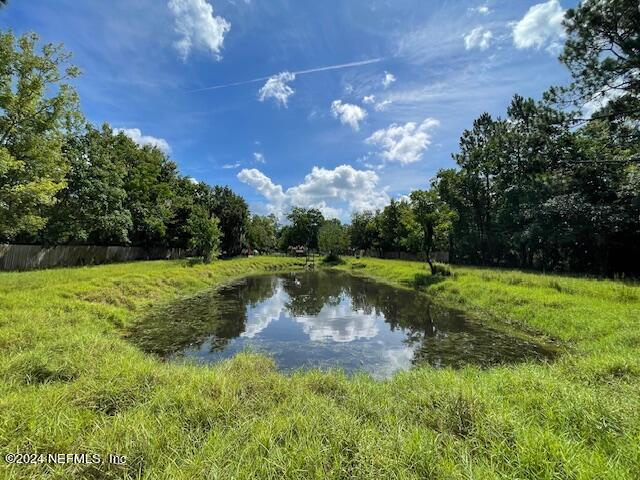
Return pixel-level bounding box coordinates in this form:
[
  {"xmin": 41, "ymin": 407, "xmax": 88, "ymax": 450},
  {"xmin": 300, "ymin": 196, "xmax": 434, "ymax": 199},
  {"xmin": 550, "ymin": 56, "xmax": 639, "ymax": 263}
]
[
  {"xmin": 439, "ymin": 94, "xmax": 578, "ymax": 268},
  {"xmin": 187, "ymin": 205, "xmax": 221, "ymax": 262},
  {"xmin": 377, "ymin": 200, "xmax": 407, "ymax": 253},
  {"xmin": 397, "ymin": 206, "xmax": 423, "ymax": 255},
  {"xmin": 318, "ymin": 219, "xmax": 349, "ymax": 260},
  {"xmin": 0, "ymin": 31, "xmax": 80, "ymax": 240},
  {"xmin": 123, "ymin": 140, "xmax": 180, "ymax": 247},
  {"xmin": 349, "ymin": 210, "xmax": 378, "ymax": 252},
  {"xmin": 558, "ymin": 0, "xmax": 640, "ymax": 122},
  {"xmin": 247, "ymin": 214, "xmax": 278, "ymax": 253},
  {"xmin": 206, "ymin": 186, "xmax": 248, "ymax": 256},
  {"xmin": 44, "ymin": 124, "xmax": 132, "ymax": 244},
  {"xmin": 499, "ymin": 96, "xmax": 573, "ymax": 267},
  {"xmin": 451, "ymin": 112, "xmax": 505, "ymax": 263},
  {"xmin": 548, "ymin": 119, "xmax": 640, "ymax": 273},
  {"xmin": 163, "ymin": 177, "xmax": 201, "ymax": 249},
  {"xmin": 284, "ymin": 207, "xmax": 324, "ymax": 249},
  {"xmin": 277, "ymin": 224, "xmax": 292, "ymax": 251}
]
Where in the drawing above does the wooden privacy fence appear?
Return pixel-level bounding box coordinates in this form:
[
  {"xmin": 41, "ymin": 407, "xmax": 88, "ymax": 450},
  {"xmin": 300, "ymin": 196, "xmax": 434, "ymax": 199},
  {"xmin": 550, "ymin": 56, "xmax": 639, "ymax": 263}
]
[
  {"xmin": 363, "ymin": 250, "xmax": 449, "ymax": 263},
  {"xmin": 0, "ymin": 244, "xmax": 190, "ymax": 271}
]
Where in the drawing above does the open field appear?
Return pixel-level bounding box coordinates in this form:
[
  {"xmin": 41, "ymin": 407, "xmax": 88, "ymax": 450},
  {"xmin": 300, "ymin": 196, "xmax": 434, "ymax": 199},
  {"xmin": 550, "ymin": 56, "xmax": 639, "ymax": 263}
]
[{"xmin": 1, "ymin": 257, "xmax": 639, "ymax": 479}]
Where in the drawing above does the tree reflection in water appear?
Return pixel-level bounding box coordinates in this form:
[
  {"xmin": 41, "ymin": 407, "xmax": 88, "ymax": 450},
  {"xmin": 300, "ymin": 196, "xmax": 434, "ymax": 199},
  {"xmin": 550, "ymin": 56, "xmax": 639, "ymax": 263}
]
[{"xmin": 127, "ymin": 270, "xmax": 556, "ymax": 377}]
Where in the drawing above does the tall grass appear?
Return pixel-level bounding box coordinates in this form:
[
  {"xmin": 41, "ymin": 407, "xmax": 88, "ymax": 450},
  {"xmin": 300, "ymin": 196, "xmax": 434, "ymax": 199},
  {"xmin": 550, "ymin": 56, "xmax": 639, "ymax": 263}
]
[{"xmin": 1, "ymin": 257, "xmax": 639, "ymax": 479}]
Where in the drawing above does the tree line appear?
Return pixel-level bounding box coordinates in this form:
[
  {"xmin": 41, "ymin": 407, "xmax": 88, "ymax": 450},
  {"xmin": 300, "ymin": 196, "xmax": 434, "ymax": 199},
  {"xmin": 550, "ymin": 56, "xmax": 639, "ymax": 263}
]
[
  {"xmin": 0, "ymin": 30, "xmax": 249, "ymax": 259},
  {"xmin": 349, "ymin": 0, "xmax": 640, "ymax": 275},
  {"xmin": 1, "ymin": 0, "xmax": 639, "ymax": 273}
]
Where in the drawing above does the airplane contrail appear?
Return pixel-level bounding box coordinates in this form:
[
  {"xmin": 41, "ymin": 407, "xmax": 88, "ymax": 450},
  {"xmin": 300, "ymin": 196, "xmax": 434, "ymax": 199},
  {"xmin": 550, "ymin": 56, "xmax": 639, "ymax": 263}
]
[
  {"xmin": 294, "ymin": 58, "xmax": 384, "ymax": 76},
  {"xmin": 190, "ymin": 58, "xmax": 384, "ymax": 93}
]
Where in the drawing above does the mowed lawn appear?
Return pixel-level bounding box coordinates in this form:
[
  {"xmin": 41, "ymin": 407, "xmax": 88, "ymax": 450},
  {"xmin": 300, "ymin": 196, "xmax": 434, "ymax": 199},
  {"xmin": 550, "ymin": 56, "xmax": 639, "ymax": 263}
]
[{"xmin": 1, "ymin": 256, "xmax": 639, "ymax": 479}]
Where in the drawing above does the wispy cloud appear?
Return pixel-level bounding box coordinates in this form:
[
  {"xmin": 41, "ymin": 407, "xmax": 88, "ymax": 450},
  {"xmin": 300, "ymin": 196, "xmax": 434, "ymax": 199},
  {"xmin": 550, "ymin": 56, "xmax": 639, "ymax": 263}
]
[
  {"xmin": 222, "ymin": 162, "xmax": 241, "ymax": 169},
  {"xmin": 374, "ymin": 99, "xmax": 392, "ymax": 111},
  {"xmin": 468, "ymin": 5, "xmax": 491, "ymax": 15},
  {"xmin": 382, "ymin": 71, "xmax": 397, "ymax": 88}
]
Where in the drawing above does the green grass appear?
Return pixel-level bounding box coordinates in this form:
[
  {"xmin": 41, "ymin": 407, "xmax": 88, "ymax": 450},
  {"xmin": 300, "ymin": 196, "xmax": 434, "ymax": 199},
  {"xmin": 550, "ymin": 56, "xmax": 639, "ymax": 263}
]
[{"xmin": 1, "ymin": 256, "xmax": 639, "ymax": 479}]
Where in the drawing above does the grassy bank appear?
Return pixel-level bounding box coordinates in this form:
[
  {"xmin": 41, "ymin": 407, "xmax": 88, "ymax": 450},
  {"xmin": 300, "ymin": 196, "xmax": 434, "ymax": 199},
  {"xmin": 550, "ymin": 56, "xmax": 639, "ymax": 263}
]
[{"xmin": 1, "ymin": 257, "xmax": 639, "ymax": 479}]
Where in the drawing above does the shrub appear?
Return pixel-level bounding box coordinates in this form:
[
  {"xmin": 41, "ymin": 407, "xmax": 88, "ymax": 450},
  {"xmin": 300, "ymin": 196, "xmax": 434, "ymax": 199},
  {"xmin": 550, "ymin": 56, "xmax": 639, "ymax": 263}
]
[
  {"xmin": 322, "ymin": 253, "xmax": 345, "ymax": 264},
  {"xmin": 431, "ymin": 262, "xmax": 452, "ymax": 276},
  {"xmin": 187, "ymin": 206, "xmax": 222, "ymax": 263}
]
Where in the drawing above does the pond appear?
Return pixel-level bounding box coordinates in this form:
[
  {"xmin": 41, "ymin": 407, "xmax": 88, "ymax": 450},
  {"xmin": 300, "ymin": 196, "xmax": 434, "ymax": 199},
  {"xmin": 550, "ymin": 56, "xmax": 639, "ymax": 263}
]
[{"xmin": 128, "ymin": 270, "xmax": 556, "ymax": 378}]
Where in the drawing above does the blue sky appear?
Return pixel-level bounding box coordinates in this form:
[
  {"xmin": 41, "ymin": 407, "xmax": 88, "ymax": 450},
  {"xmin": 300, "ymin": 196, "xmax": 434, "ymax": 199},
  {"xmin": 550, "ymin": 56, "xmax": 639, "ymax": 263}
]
[{"xmin": 1, "ymin": 0, "xmax": 577, "ymax": 220}]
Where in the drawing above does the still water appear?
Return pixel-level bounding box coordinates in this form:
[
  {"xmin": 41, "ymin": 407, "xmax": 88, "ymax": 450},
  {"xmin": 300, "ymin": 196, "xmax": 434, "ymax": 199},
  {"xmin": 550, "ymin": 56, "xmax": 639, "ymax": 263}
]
[{"xmin": 128, "ymin": 270, "xmax": 555, "ymax": 378}]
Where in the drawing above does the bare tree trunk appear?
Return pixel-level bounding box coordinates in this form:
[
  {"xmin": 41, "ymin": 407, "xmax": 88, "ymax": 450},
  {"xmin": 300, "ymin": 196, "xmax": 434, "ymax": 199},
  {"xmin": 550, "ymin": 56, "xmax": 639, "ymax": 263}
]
[
  {"xmin": 425, "ymin": 224, "xmax": 435, "ymax": 274},
  {"xmin": 426, "ymin": 256, "xmax": 434, "ymax": 274}
]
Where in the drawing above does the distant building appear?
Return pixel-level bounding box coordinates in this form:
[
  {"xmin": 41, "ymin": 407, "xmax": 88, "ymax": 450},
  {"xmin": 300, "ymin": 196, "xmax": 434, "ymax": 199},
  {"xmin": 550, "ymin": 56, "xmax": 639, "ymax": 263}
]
[{"xmin": 288, "ymin": 245, "xmax": 307, "ymax": 257}]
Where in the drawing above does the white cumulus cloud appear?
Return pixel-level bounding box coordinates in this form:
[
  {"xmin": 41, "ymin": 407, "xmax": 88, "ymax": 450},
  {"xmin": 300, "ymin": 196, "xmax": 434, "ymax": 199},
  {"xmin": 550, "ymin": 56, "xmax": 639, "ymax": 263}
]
[
  {"xmin": 363, "ymin": 95, "xmax": 376, "ymax": 104},
  {"xmin": 258, "ymin": 71, "xmax": 296, "ymax": 107},
  {"xmin": 464, "ymin": 27, "xmax": 493, "ymax": 50},
  {"xmin": 382, "ymin": 71, "xmax": 396, "ymax": 88},
  {"xmin": 168, "ymin": 0, "xmax": 230, "ymax": 60},
  {"xmin": 366, "ymin": 118, "xmax": 439, "ymax": 165},
  {"xmin": 512, "ymin": 0, "xmax": 566, "ymax": 51},
  {"xmin": 331, "ymin": 100, "xmax": 367, "ymax": 131},
  {"xmin": 253, "ymin": 152, "xmax": 266, "ymax": 163},
  {"xmin": 237, "ymin": 168, "xmax": 288, "ymax": 205},
  {"xmin": 237, "ymin": 165, "xmax": 389, "ymax": 219},
  {"xmin": 113, "ymin": 128, "xmax": 171, "ymax": 154}
]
